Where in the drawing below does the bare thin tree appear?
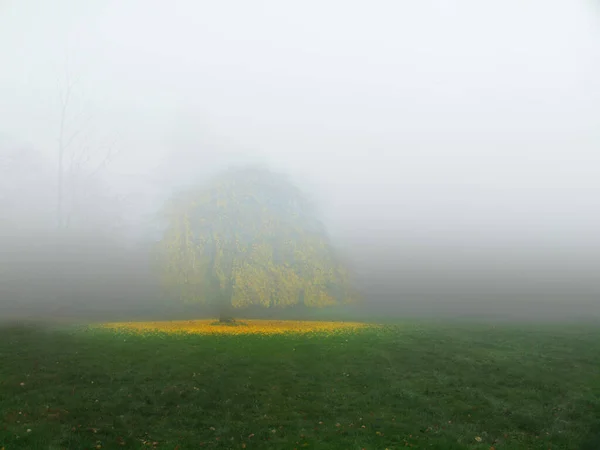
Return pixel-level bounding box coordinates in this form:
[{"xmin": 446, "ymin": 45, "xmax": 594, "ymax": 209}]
[{"xmin": 56, "ymin": 63, "xmax": 121, "ymax": 230}]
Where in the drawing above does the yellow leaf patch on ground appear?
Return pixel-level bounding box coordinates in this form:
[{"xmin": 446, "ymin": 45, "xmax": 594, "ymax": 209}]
[{"xmin": 98, "ymin": 319, "xmax": 373, "ymax": 335}]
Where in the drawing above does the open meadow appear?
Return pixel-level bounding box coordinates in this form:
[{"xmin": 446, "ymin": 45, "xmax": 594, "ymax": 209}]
[{"xmin": 1, "ymin": 319, "xmax": 600, "ymax": 450}]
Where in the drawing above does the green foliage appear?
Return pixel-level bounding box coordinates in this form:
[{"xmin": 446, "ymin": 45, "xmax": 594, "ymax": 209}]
[{"xmin": 157, "ymin": 167, "xmax": 358, "ymax": 311}]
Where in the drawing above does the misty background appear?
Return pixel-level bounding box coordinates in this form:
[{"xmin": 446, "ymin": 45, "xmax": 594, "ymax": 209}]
[{"xmin": 1, "ymin": 0, "xmax": 600, "ymax": 321}]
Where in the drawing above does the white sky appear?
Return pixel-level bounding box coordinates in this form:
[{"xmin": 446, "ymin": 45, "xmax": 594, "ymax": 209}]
[{"xmin": 2, "ymin": 0, "xmax": 600, "ymax": 248}]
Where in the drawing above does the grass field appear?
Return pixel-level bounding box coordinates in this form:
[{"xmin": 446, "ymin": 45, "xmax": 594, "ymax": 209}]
[{"xmin": 1, "ymin": 320, "xmax": 600, "ymax": 450}]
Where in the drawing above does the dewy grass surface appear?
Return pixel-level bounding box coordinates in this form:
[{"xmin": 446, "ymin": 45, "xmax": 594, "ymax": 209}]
[
  {"xmin": 98, "ymin": 319, "xmax": 373, "ymax": 335},
  {"xmin": 1, "ymin": 321, "xmax": 600, "ymax": 449}
]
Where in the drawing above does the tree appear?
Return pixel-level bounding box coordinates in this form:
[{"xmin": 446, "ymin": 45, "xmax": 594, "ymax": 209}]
[
  {"xmin": 55, "ymin": 64, "xmax": 119, "ymax": 229},
  {"xmin": 158, "ymin": 167, "xmax": 358, "ymax": 321}
]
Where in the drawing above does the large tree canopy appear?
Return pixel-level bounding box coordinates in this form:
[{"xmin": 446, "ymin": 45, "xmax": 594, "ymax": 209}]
[{"xmin": 158, "ymin": 167, "xmax": 358, "ymax": 320}]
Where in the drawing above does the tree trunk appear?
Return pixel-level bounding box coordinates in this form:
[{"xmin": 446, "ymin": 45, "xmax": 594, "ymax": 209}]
[{"xmin": 218, "ymin": 297, "xmax": 234, "ymax": 323}]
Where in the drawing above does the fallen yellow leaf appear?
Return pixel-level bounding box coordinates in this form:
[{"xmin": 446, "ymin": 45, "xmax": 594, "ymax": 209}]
[{"xmin": 98, "ymin": 319, "xmax": 375, "ymax": 336}]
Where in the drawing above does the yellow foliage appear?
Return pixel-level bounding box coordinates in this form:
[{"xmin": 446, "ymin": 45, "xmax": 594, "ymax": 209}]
[
  {"xmin": 99, "ymin": 319, "xmax": 373, "ymax": 335},
  {"xmin": 156, "ymin": 169, "xmax": 360, "ymax": 309}
]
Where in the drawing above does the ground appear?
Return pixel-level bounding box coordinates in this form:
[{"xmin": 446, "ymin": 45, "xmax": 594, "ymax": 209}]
[{"xmin": 0, "ymin": 319, "xmax": 599, "ymax": 449}]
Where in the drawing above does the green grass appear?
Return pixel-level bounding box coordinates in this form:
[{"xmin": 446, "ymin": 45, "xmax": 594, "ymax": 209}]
[{"xmin": 1, "ymin": 321, "xmax": 600, "ymax": 449}]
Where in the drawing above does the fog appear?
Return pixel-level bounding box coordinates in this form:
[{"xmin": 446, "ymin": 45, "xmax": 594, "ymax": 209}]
[{"xmin": 2, "ymin": 0, "xmax": 600, "ymax": 321}]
